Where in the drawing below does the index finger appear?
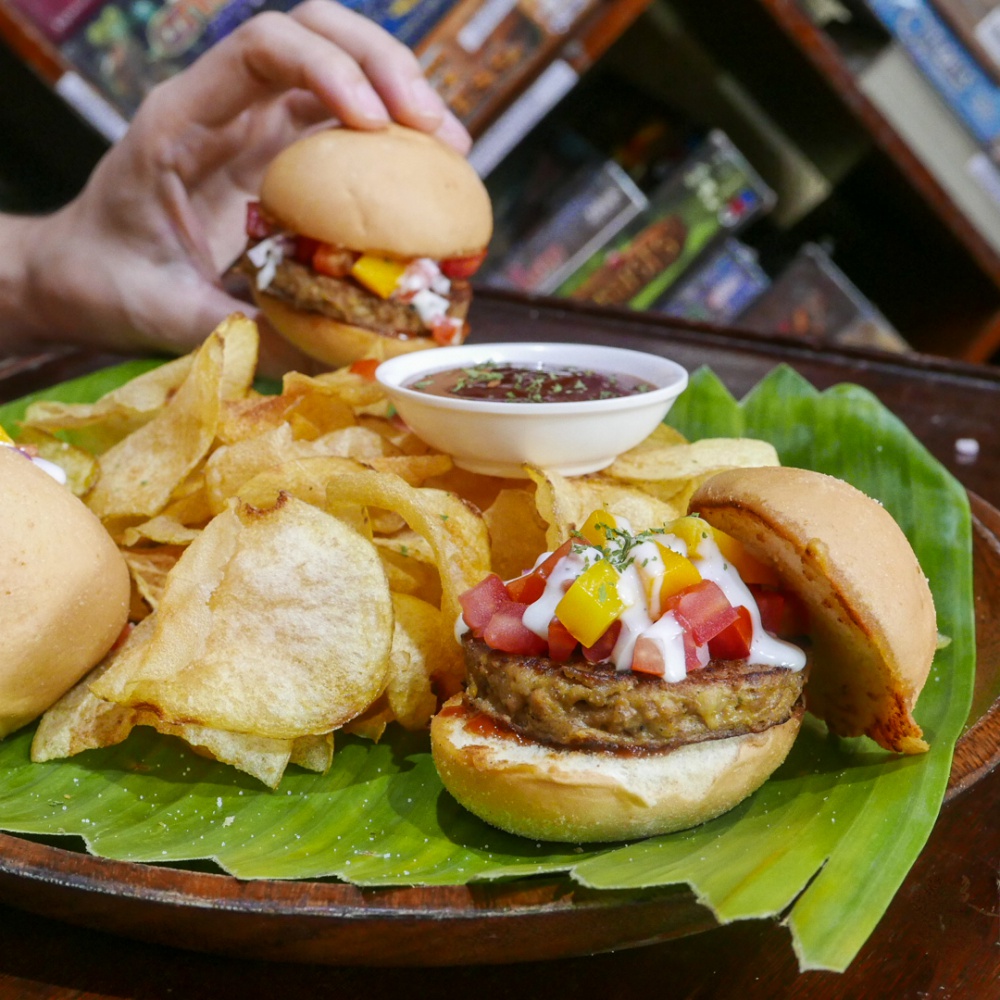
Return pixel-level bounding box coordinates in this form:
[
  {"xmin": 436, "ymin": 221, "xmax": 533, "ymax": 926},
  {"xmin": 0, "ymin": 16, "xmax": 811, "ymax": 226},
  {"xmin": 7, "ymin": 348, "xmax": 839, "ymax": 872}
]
[{"xmin": 143, "ymin": 5, "xmax": 469, "ymax": 150}]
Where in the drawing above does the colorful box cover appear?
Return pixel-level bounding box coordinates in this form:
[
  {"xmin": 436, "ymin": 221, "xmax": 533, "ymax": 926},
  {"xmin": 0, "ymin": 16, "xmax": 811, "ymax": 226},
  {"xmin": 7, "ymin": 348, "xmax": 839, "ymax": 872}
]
[
  {"xmin": 556, "ymin": 130, "xmax": 775, "ymax": 309},
  {"xmin": 929, "ymin": 0, "xmax": 1000, "ymax": 84},
  {"xmin": 865, "ymin": 0, "xmax": 1000, "ymax": 159},
  {"xmin": 417, "ymin": 0, "xmax": 598, "ymax": 127},
  {"xmin": 58, "ymin": 0, "xmax": 459, "ymax": 118},
  {"xmin": 488, "ymin": 160, "xmax": 647, "ymax": 294},
  {"xmin": 735, "ymin": 242, "xmax": 909, "ymax": 350},
  {"xmin": 655, "ymin": 238, "xmax": 770, "ymax": 324},
  {"xmin": 9, "ymin": 0, "xmax": 105, "ymax": 44}
]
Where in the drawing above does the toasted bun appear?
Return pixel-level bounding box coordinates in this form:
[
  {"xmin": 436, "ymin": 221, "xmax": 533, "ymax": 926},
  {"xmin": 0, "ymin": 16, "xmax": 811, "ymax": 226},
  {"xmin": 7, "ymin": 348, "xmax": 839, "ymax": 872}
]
[
  {"xmin": 0, "ymin": 448, "xmax": 130, "ymax": 738},
  {"xmin": 253, "ymin": 289, "xmax": 440, "ymax": 368},
  {"xmin": 689, "ymin": 466, "xmax": 936, "ymax": 754},
  {"xmin": 431, "ymin": 696, "xmax": 803, "ymax": 842},
  {"xmin": 259, "ymin": 125, "xmax": 493, "ymax": 259}
]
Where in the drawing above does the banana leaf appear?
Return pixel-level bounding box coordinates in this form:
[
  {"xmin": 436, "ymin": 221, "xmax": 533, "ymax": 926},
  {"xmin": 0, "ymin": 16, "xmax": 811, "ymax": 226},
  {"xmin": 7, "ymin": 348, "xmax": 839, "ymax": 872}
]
[{"xmin": 0, "ymin": 362, "xmax": 975, "ymax": 972}]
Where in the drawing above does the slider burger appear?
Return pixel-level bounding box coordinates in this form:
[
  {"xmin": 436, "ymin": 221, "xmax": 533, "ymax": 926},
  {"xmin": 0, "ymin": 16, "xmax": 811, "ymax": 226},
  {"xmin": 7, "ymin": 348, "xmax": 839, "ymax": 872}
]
[
  {"xmin": 242, "ymin": 124, "xmax": 493, "ymax": 368},
  {"xmin": 0, "ymin": 433, "xmax": 130, "ymax": 739},
  {"xmin": 430, "ymin": 467, "xmax": 937, "ymax": 842}
]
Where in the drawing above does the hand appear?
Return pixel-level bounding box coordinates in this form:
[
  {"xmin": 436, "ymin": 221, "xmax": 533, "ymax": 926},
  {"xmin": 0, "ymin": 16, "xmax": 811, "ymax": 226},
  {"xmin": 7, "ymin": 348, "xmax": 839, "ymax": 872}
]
[{"xmin": 12, "ymin": 1, "xmax": 470, "ymax": 371}]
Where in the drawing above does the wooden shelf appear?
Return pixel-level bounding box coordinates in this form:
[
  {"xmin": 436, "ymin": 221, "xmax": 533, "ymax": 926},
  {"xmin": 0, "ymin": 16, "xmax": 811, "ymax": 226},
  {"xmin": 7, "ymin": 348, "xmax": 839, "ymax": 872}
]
[{"xmin": 753, "ymin": 0, "xmax": 1000, "ymax": 362}]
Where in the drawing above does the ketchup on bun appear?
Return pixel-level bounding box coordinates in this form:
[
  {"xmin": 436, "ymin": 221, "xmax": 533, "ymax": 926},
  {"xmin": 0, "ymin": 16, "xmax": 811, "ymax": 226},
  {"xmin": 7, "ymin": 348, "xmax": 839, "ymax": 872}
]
[
  {"xmin": 431, "ymin": 467, "xmax": 937, "ymax": 843},
  {"xmin": 242, "ymin": 125, "xmax": 493, "ymax": 368},
  {"xmin": 0, "ymin": 441, "xmax": 130, "ymax": 738}
]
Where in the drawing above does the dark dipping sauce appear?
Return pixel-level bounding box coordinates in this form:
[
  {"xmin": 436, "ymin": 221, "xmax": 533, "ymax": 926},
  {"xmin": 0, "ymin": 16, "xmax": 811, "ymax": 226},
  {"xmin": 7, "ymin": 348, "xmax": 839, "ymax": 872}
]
[{"xmin": 405, "ymin": 361, "xmax": 657, "ymax": 403}]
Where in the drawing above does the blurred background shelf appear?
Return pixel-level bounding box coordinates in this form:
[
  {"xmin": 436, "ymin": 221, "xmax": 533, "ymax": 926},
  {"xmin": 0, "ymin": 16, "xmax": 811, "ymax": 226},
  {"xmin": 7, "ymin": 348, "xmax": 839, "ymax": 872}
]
[{"xmin": 4, "ymin": 0, "xmax": 1000, "ymax": 363}]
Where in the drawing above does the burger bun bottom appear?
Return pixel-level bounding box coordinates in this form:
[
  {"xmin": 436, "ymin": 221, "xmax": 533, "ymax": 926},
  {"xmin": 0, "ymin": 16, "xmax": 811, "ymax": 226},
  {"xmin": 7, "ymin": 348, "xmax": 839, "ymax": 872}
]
[
  {"xmin": 254, "ymin": 290, "xmax": 441, "ymax": 369},
  {"xmin": 430, "ymin": 695, "xmax": 803, "ymax": 843}
]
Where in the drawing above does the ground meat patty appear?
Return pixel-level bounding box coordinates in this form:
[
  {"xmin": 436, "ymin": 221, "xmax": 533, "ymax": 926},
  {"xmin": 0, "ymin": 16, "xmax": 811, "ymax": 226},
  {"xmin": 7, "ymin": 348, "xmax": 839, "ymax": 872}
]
[
  {"xmin": 462, "ymin": 636, "xmax": 806, "ymax": 752},
  {"xmin": 249, "ymin": 256, "xmax": 472, "ymax": 338}
]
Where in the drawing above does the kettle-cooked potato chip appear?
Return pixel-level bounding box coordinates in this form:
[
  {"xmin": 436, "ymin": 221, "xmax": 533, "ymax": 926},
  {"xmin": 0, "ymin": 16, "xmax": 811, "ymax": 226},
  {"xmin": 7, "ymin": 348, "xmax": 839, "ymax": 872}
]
[
  {"xmin": 324, "ymin": 471, "xmax": 491, "ymax": 624},
  {"xmin": 86, "ymin": 317, "xmax": 258, "ymax": 521},
  {"xmin": 32, "ymin": 618, "xmax": 334, "ymax": 787},
  {"xmin": 91, "ymin": 493, "xmax": 393, "ymax": 740},
  {"xmin": 385, "ymin": 593, "xmax": 464, "ymax": 730}
]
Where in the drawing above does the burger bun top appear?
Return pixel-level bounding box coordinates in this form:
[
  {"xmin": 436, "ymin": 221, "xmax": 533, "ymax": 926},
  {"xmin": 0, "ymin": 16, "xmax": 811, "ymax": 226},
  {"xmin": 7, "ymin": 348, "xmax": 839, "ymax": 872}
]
[
  {"xmin": 689, "ymin": 466, "xmax": 937, "ymax": 754},
  {"xmin": 259, "ymin": 124, "xmax": 493, "ymax": 260},
  {"xmin": 0, "ymin": 448, "xmax": 131, "ymax": 738}
]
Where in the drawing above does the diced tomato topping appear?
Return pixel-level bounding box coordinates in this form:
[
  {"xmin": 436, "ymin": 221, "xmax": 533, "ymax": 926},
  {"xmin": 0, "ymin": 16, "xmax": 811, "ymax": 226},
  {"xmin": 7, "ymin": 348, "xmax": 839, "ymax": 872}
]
[
  {"xmin": 245, "ymin": 201, "xmax": 272, "ymax": 240},
  {"xmin": 312, "ymin": 243, "xmax": 356, "ymax": 278},
  {"xmin": 708, "ymin": 605, "xmax": 753, "ymax": 660},
  {"xmin": 683, "ymin": 628, "xmax": 706, "ymax": 672},
  {"xmin": 294, "ymin": 235, "xmax": 321, "ymax": 265},
  {"xmin": 430, "ymin": 316, "xmax": 466, "ymax": 346},
  {"xmin": 582, "ymin": 619, "xmax": 622, "ymax": 662},
  {"xmin": 748, "ymin": 585, "xmax": 784, "ymax": 634},
  {"xmin": 348, "ymin": 358, "xmax": 380, "ymax": 381},
  {"xmin": 440, "ymin": 250, "xmax": 487, "ymax": 280},
  {"xmin": 748, "ymin": 584, "xmax": 809, "ymax": 637},
  {"xmin": 483, "ymin": 601, "xmax": 547, "ymax": 656},
  {"xmin": 506, "ymin": 570, "xmax": 546, "ymax": 605},
  {"xmin": 631, "ymin": 637, "xmax": 666, "ymax": 676},
  {"xmin": 459, "ymin": 573, "xmax": 510, "ymax": 636},
  {"xmin": 506, "ymin": 539, "xmax": 573, "ymax": 604},
  {"xmin": 547, "ymin": 618, "xmax": 578, "ymax": 662},
  {"xmin": 664, "ymin": 580, "xmax": 739, "ymax": 645}
]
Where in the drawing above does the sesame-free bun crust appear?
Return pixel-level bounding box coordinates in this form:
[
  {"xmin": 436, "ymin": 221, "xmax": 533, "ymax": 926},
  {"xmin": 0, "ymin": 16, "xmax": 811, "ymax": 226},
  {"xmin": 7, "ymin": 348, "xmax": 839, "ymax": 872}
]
[
  {"xmin": 689, "ymin": 466, "xmax": 936, "ymax": 754},
  {"xmin": 260, "ymin": 125, "xmax": 493, "ymax": 259},
  {"xmin": 431, "ymin": 696, "xmax": 802, "ymax": 842},
  {"xmin": 253, "ymin": 289, "xmax": 438, "ymax": 368},
  {"xmin": 0, "ymin": 448, "xmax": 130, "ymax": 738}
]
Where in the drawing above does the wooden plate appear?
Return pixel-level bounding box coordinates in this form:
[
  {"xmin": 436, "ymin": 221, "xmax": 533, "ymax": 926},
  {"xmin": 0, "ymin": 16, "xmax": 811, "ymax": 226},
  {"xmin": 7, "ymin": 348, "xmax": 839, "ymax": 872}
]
[{"xmin": 0, "ymin": 497, "xmax": 996, "ymax": 967}]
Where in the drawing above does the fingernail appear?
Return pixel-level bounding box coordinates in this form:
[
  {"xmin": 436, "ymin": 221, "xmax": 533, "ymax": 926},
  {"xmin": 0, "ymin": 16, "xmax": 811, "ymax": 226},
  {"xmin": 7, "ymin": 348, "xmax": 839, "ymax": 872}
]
[
  {"xmin": 436, "ymin": 112, "xmax": 472, "ymax": 154},
  {"xmin": 352, "ymin": 82, "xmax": 389, "ymax": 123},
  {"xmin": 409, "ymin": 76, "xmax": 447, "ymax": 117}
]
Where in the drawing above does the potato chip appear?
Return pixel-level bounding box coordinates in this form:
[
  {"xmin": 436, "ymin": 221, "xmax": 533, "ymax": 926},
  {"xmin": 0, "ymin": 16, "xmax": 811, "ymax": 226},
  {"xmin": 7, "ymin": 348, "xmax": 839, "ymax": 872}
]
[
  {"xmin": 425, "ymin": 466, "xmax": 512, "ymax": 513},
  {"xmin": 289, "ymin": 733, "xmax": 334, "ymax": 773},
  {"xmin": 375, "ymin": 546, "xmax": 443, "ymax": 606},
  {"xmin": 21, "ymin": 354, "xmax": 196, "ymax": 452},
  {"xmin": 526, "ymin": 466, "xmax": 688, "ymax": 548},
  {"xmin": 230, "ymin": 457, "xmax": 372, "ymax": 539},
  {"xmin": 33, "ymin": 617, "xmax": 334, "ymax": 786},
  {"xmin": 91, "ymin": 493, "xmax": 393, "ymax": 740},
  {"xmin": 122, "ymin": 546, "xmax": 185, "ymax": 611},
  {"xmin": 204, "ymin": 423, "xmax": 402, "ymax": 514},
  {"xmin": 32, "ymin": 623, "xmax": 148, "ymax": 761},
  {"xmin": 607, "ymin": 437, "xmax": 779, "ymax": 483},
  {"xmin": 288, "ymin": 368, "xmax": 386, "ymax": 410},
  {"xmin": 86, "ymin": 317, "xmax": 257, "ymax": 521},
  {"xmin": 365, "ymin": 453, "xmax": 453, "ymax": 486},
  {"xmin": 341, "ymin": 694, "xmax": 393, "ymax": 742},
  {"xmin": 483, "ymin": 488, "xmax": 549, "ymax": 580},
  {"xmin": 218, "ymin": 392, "xmax": 307, "ymax": 446},
  {"xmin": 385, "ymin": 593, "xmax": 463, "ymax": 730},
  {"xmin": 324, "ymin": 471, "xmax": 491, "ymax": 624},
  {"xmin": 121, "ymin": 515, "xmax": 202, "ymax": 548}
]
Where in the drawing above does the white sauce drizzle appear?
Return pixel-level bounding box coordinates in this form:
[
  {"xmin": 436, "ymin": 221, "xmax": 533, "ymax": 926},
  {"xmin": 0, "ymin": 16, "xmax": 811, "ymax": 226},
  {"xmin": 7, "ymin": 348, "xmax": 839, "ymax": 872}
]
[
  {"xmin": 0, "ymin": 442, "xmax": 67, "ymax": 484},
  {"xmin": 508, "ymin": 516, "xmax": 806, "ymax": 682}
]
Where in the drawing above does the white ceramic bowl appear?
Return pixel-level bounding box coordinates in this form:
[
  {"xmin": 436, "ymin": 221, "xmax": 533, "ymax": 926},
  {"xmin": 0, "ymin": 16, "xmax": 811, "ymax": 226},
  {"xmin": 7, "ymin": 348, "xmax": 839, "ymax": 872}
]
[{"xmin": 375, "ymin": 342, "xmax": 689, "ymax": 477}]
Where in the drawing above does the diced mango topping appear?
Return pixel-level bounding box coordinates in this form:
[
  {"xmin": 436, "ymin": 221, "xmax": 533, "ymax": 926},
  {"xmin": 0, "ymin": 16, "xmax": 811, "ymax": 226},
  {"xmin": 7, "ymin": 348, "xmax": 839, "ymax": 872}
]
[
  {"xmin": 655, "ymin": 544, "xmax": 703, "ymax": 603},
  {"xmin": 668, "ymin": 515, "xmax": 712, "ymax": 557},
  {"xmin": 711, "ymin": 527, "xmax": 780, "ymax": 586},
  {"xmin": 350, "ymin": 254, "xmax": 408, "ymax": 299},
  {"xmin": 556, "ymin": 558, "xmax": 624, "ymax": 647},
  {"xmin": 579, "ymin": 509, "xmax": 617, "ymax": 547}
]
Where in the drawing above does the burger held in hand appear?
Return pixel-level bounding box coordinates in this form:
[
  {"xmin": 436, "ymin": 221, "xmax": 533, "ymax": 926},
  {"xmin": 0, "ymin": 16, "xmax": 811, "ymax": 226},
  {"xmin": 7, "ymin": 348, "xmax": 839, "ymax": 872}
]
[
  {"xmin": 242, "ymin": 124, "xmax": 493, "ymax": 369},
  {"xmin": 430, "ymin": 466, "xmax": 938, "ymax": 843},
  {"xmin": 0, "ymin": 438, "xmax": 130, "ymax": 738}
]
